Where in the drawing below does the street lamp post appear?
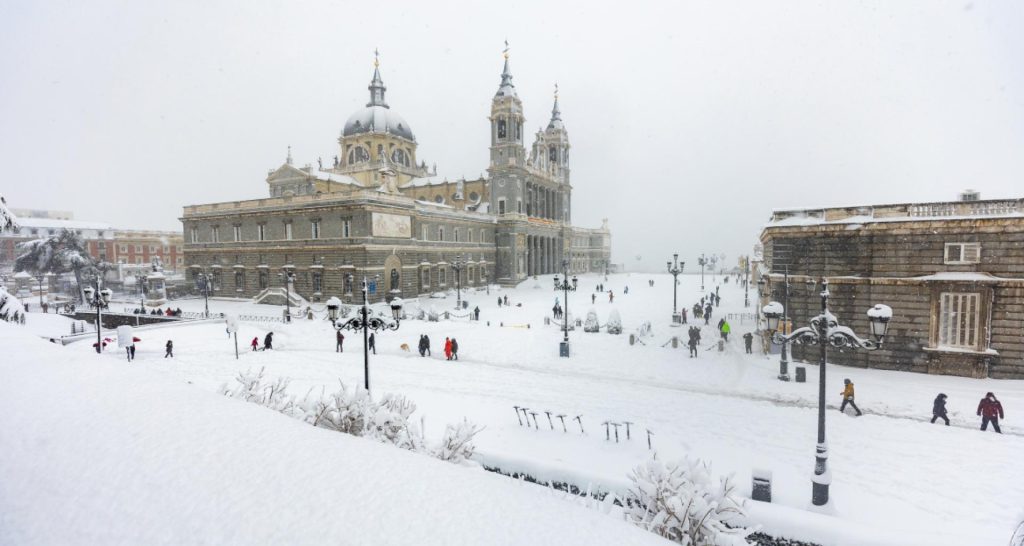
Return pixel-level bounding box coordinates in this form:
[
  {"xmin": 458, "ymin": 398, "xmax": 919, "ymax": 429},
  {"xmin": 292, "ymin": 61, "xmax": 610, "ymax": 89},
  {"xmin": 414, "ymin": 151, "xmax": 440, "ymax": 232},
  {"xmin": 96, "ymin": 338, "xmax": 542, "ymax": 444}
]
[
  {"xmin": 335, "ymin": 274, "xmax": 402, "ymax": 393},
  {"xmin": 698, "ymin": 253, "xmax": 707, "ymax": 291},
  {"xmin": 743, "ymin": 256, "xmax": 750, "ymax": 308},
  {"xmin": 666, "ymin": 254, "xmax": 684, "ymax": 324},
  {"xmin": 82, "ymin": 278, "xmax": 112, "ymax": 354},
  {"xmin": 279, "ymin": 270, "xmax": 295, "ymax": 322},
  {"xmin": 761, "ymin": 279, "xmax": 892, "ymax": 506},
  {"xmin": 450, "ymin": 255, "xmax": 465, "ymax": 309},
  {"xmin": 195, "ymin": 271, "xmax": 211, "ymax": 318},
  {"xmin": 138, "ymin": 270, "xmax": 149, "ymax": 312},
  {"xmin": 553, "ymin": 259, "xmax": 578, "ymax": 358}
]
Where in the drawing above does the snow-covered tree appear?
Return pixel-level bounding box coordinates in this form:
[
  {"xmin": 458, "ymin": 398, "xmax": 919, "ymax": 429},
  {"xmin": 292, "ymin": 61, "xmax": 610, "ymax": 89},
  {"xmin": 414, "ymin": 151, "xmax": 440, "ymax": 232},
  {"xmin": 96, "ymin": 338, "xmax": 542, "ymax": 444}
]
[
  {"xmin": 625, "ymin": 455, "xmax": 753, "ymax": 545},
  {"xmin": 584, "ymin": 309, "xmax": 600, "ymax": 332},
  {"xmin": 15, "ymin": 229, "xmax": 98, "ymax": 302},
  {"xmin": 0, "ymin": 195, "xmax": 18, "ymax": 232},
  {"xmin": 0, "ymin": 285, "xmax": 27, "ymax": 323},
  {"xmin": 607, "ymin": 309, "xmax": 623, "ymax": 334}
]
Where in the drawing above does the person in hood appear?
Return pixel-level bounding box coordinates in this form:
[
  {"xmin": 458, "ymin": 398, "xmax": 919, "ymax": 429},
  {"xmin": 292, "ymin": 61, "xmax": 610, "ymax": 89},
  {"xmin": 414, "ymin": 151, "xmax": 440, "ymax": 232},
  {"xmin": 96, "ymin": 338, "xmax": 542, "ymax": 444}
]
[
  {"xmin": 931, "ymin": 393, "xmax": 949, "ymax": 425},
  {"xmin": 977, "ymin": 392, "xmax": 1004, "ymax": 433},
  {"xmin": 444, "ymin": 337, "xmax": 453, "ymax": 361},
  {"xmin": 165, "ymin": 339, "xmax": 174, "ymax": 358},
  {"xmin": 336, "ymin": 330, "xmax": 344, "ymax": 353},
  {"xmin": 251, "ymin": 336, "xmax": 259, "ymax": 351},
  {"xmin": 839, "ymin": 378, "xmax": 862, "ymax": 416},
  {"xmin": 264, "ymin": 332, "xmax": 274, "ymax": 350},
  {"xmin": 450, "ymin": 338, "xmax": 459, "ymax": 360}
]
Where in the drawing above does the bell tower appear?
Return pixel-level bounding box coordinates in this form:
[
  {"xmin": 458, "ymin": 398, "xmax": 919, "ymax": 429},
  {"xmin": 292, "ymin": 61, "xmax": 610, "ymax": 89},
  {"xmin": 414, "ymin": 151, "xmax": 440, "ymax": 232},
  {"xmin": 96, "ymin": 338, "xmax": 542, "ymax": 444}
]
[{"xmin": 489, "ymin": 42, "xmax": 526, "ymax": 168}]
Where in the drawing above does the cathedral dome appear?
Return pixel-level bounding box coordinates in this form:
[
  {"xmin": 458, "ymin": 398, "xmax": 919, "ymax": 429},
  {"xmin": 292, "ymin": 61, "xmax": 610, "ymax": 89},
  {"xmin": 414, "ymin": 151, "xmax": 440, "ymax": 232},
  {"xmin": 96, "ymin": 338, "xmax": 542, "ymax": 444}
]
[{"xmin": 343, "ymin": 105, "xmax": 415, "ymax": 141}]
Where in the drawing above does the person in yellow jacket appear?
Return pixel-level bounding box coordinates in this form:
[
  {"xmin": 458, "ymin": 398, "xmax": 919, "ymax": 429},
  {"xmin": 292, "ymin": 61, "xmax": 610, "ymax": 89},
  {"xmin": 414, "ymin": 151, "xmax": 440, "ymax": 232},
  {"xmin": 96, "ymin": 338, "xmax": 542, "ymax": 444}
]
[{"xmin": 839, "ymin": 378, "xmax": 863, "ymax": 416}]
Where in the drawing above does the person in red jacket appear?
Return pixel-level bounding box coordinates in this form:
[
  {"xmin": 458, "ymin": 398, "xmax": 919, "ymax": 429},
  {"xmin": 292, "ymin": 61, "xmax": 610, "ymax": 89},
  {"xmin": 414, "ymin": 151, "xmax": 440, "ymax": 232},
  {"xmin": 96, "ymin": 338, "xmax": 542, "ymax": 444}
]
[{"xmin": 977, "ymin": 392, "xmax": 1004, "ymax": 433}]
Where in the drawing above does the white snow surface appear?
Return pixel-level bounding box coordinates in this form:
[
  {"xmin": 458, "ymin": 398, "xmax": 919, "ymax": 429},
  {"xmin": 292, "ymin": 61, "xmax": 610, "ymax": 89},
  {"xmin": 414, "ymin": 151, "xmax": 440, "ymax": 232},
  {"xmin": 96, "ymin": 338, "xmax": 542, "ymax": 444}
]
[
  {"xmin": 6, "ymin": 273, "xmax": 1024, "ymax": 545},
  {"xmin": 0, "ymin": 322, "xmax": 665, "ymax": 546}
]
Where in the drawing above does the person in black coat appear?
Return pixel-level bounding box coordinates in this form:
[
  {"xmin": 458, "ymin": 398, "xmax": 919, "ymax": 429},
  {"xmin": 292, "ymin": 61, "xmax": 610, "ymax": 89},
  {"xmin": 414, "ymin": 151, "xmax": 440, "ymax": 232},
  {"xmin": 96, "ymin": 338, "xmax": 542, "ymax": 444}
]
[
  {"xmin": 264, "ymin": 332, "xmax": 274, "ymax": 350},
  {"xmin": 165, "ymin": 339, "xmax": 174, "ymax": 358},
  {"xmin": 931, "ymin": 393, "xmax": 949, "ymax": 425},
  {"xmin": 368, "ymin": 332, "xmax": 376, "ymax": 354},
  {"xmin": 450, "ymin": 338, "xmax": 459, "ymax": 360}
]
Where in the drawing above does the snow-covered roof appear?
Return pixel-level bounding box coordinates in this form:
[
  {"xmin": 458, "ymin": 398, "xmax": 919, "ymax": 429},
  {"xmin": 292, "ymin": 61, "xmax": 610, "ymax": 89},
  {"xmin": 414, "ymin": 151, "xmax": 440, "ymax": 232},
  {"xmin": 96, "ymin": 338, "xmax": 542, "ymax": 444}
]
[
  {"xmin": 912, "ymin": 272, "xmax": 1008, "ymax": 283},
  {"xmin": 343, "ymin": 105, "xmax": 415, "ymax": 141},
  {"xmin": 415, "ymin": 199, "xmax": 454, "ymax": 209},
  {"xmin": 310, "ymin": 168, "xmax": 360, "ymax": 186},
  {"xmin": 14, "ymin": 217, "xmax": 112, "ymax": 231},
  {"xmin": 401, "ymin": 176, "xmax": 447, "ymax": 189}
]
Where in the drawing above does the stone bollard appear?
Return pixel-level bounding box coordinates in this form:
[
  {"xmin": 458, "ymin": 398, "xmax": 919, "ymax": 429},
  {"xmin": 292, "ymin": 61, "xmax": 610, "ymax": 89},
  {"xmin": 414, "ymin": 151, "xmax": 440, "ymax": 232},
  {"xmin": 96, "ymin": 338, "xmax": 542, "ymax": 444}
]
[
  {"xmin": 544, "ymin": 317, "xmax": 551, "ymax": 325},
  {"xmin": 629, "ymin": 333, "xmax": 636, "ymax": 346},
  {"xmin": 671, "ymin": 336, "xmax": 678, "ymax": 349},
  {"xmin": 795, "ymin": 366, "xmax": 807, "ymax": 383},
  {"xmin": 717, "ymin": 340, "xmax": 724, "ymax": 352},
  {"xmin": 752, "ymin": 468, "xmax": 772, "ymax": 502}
]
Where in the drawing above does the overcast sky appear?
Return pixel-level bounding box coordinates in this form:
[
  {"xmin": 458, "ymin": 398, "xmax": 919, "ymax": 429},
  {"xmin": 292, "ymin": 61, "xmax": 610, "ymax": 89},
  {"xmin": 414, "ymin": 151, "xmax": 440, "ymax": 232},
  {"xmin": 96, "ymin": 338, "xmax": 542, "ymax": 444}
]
[{"xmin": 2, "ymin": 0, "xmax": 1022, "ymax": 272}]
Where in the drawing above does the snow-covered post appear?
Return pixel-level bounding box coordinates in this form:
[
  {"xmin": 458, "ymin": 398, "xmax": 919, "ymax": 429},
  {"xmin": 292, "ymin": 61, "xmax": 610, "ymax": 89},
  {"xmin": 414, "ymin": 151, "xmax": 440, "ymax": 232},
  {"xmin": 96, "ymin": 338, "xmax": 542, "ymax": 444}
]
[
  {"xmin": 544, "ymin": 411, "xmax": 554, "ymax": 430},
  {"xmin": 520, "ymin": 407, "xmax": 531, "ymax": 427},
  {"xmin": 622, "ymin": 421, "xmax": 633, "ymax": 440},
  {"xmin": 602, "ymin": 421, "xmax": 610, "ymax": 441},
  {"xmin": 513, "ymin": 405, "xmax": 523, "ymax": 426},
  {"xmin": 574, "ymin": 415, "xmax": 584, "ymax": 434},
  {"xmin": 528, "ymin": 411, "xmax": 539, "ymax": 429},
  {"xmin": 646, "ymin": 429, "xmax": 653, "ymax": 450},
  {"xmin": 556, "ymin": 414, "xmax": 567, "ymax": 432},
  {"xmin": 611, "ymin": 422, "xmax": 621, "ymax": 443}
]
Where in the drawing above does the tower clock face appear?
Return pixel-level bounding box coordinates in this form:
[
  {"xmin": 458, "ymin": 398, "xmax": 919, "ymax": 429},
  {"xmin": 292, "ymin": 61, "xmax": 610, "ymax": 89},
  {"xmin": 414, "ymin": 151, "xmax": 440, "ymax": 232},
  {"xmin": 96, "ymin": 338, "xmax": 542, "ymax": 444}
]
[{"xmin": 498, "ymin": 179, "xmax": 506, "ymax": 188}]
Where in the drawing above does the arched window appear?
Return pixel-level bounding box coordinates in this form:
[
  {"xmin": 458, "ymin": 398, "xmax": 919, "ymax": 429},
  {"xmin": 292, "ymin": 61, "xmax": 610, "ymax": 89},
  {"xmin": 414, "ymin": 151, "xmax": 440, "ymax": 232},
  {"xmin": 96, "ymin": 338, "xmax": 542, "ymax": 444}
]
[
  {"xmin": 548, "ymin": 145, "xmax": 557, "ymax": 162},
  {"xmin": 497, "ymin": 118, "xmax": 507, "ymax": 139},
  {"xmin": 391, "ymin": 148, "xmax": 408, "ymax": 166},
  {"xmin": 347, "ymin": 146, "xmax": 369, "ymax": 165},
  {"xmin": 434, "ymin": 195, "xmax": 444, "ymax": 204}
]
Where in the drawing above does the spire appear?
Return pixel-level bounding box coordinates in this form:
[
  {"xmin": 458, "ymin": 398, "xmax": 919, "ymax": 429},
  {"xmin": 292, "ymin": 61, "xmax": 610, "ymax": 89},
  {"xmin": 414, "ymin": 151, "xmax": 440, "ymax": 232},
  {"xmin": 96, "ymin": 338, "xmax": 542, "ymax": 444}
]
[
  {"xmin": 367, "ymin": 48, "xmax": 389, "ymax": 108},
  {"xmin": 496, "ymin": 40, "xmax": 517, "ymax": 98},
  {"xmin": 547, "ymin": 83, "xmax": 563, "ymax": 130},
  {"xmin": 286, "ymin": 145, "xmax": 293, "ymax": 165}
]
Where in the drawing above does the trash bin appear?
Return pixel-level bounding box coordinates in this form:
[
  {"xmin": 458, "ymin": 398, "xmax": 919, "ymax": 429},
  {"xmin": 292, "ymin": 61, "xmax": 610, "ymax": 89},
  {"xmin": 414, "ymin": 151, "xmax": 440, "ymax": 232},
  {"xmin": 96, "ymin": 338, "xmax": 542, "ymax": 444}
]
[
  {"xmin": 752, "ymin": 469, "xmax": 772, "ymax": 502},
  {"xmin": 559, "ymin": 341, "xmax": 570, "ymax": 357},
  {"xmin": 795, "ymin": 366, "xmax": 807, "ymax": 383}
]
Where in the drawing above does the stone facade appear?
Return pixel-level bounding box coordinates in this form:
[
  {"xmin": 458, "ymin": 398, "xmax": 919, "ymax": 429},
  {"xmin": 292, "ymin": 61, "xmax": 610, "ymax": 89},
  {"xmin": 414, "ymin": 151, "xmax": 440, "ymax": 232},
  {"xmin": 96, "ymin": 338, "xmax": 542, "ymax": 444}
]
[
  {"xmin": 182, "ymin": 50, "xmax": 611, "ymax": 303},
  {"xmin": 759, "ymin": 198, "xmax": 1024, "ymax": 379}
]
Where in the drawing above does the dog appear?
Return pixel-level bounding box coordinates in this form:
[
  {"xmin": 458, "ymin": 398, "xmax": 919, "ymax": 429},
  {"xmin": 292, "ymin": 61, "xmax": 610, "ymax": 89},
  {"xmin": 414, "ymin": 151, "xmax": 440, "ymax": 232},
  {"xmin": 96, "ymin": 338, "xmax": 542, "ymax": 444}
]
[{"xmin": 399, "ymin": 343, "xmax": 411, "ymax": 352}]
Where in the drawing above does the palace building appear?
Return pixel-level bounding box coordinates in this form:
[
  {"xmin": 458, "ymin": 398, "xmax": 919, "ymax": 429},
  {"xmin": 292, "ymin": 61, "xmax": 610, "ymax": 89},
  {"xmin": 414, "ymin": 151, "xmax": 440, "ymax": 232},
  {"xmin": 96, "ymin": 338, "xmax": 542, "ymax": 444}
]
[{"xmin": 181, "ymin": 50, "xmax": 611, "ymax": 303}]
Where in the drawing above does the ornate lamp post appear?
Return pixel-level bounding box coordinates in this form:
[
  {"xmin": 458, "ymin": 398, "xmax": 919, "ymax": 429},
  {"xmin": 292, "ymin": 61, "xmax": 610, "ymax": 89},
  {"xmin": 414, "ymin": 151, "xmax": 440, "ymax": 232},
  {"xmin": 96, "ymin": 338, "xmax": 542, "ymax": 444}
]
[
  {"xmin": 760, "ymin": 268, "xmax": 796, "ymax": 381},
  {"xmin": 761, "ymin": 279, "xmax": 892, "ymax": 506},
  {"xmin": 82, "ymin": 278, "xmax": 112, "ymax": 354},
  {"xmin": 666, "ymin": 254, "xmax": 685, "ymax": 324},
  {"xmin": 450, "ymin": 255, "xmax": 465, "ymax": 309},
  {"xmin": 743, "ymin": 256, "xmax": 750, "ymax": 308},
  {"xmin": 279, "ymin": 270, "xmax": 296, "ymax": 322},
  {"xmin": 336, "ymin": 274, "xmax": 402, "ymax": 393},
  {"xmin": 325, "ymin": 296, "xmax": 342, "ymax": 327},
  {"xmin": 698, "ymin": 253, "xmax": 707, "ymax": 291},
  {"xmin": 553, "ymin": 259, "xmax": 578, "ymax": 357},
  {"xmin": 138, "ymin": 270, "xmax": 149, "ymax": 312},
  {"xmin": 195, "ymin": 271, "xmax": 212, "ymax": 318}
]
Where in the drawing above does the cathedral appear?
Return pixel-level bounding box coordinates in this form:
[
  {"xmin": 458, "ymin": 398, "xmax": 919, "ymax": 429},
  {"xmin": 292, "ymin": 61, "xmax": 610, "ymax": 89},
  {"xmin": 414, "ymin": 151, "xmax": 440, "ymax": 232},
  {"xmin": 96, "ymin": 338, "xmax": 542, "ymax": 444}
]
[{"xmin": 181, "ymin": 49, "xmax": 611, "ymax": 303}]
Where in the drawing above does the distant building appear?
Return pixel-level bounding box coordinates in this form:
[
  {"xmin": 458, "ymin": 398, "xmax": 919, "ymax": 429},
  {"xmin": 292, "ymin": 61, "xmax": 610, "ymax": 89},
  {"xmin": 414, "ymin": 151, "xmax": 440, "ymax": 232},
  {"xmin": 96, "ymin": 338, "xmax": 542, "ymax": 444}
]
[
  {"xmin": 181, "ymin": 50, "xmax": 612, "ymax": 303},
  {"xmin": 759, "ymin": 194, "xmax": 1024, "ymax": 379}
]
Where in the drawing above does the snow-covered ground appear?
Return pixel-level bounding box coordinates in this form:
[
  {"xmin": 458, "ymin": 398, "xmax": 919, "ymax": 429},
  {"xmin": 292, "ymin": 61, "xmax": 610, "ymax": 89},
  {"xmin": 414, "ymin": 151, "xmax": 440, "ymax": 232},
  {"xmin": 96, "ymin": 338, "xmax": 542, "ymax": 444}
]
[{"xmin": 7, "ymin": 272, "xmax": 1023, "ymax": 545}]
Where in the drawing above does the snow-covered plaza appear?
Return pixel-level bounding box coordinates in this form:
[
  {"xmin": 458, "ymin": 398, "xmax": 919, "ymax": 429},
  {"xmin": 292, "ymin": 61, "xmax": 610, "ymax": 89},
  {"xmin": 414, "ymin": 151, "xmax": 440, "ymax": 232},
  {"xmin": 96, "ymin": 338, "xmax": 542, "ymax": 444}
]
[{"xmin": 3, "ymin": 272, "xmax": 1022, "ymax": 545}]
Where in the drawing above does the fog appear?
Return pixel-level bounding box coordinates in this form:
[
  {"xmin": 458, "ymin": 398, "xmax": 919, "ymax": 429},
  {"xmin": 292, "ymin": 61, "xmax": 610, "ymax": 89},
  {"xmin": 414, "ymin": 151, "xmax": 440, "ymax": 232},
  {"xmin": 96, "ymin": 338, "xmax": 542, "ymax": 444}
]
[{"xmin": 2, "ymin": 0, "xmax": 1022, "ymax": 272}]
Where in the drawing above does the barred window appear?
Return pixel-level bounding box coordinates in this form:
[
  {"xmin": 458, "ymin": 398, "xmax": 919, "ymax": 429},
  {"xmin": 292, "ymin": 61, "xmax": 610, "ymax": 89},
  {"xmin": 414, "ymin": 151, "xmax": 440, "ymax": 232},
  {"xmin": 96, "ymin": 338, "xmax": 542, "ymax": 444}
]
[
  {"xmin": 938, "ymin": 292, "xmax": 980, "ymax": 349},
  {"xmin": 944, "ymin": 242, "xmax": 981, "ymax": 264}
]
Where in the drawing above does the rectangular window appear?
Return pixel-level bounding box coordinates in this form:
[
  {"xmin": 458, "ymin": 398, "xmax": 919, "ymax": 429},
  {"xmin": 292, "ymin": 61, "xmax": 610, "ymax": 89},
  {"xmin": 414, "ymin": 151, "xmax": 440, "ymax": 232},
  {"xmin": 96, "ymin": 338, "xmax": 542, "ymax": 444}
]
[
  {"xmin": 189, "ymin": 229, "xmax": 198, "ymax": 243},
  {"xmin": 420, "ymin": 267, "xmax": 429, "ymax": 291},
  {"xmin": 135, "ymin": 245, "xmax": 143, "ymax": 253},
  {"xmin": 498, "ymin": 199, "xmax": 506, "ymax": 215},
  {"xmin": 342, "ymin": 219, "xmax": 352, "ymax": 238},
  {"xmin": 163, "ymin": 245, "xmax": 170, "ymax": 253},
  {"xmin": 517, "ymin": 200, "xmax": 523, "ymax": 213},
  {"xmin": 438, "ymin": 226, "xmax": 444, "ymax": 241},
  {"xmin": 149, "ymin": 245, "xmax": 157, "ymax": 253},
  {"xmin": 259, "ymin": 270, "xmax": 268, "ymax": 289},
  {"xmin": 439, "ymin": 268, "xmax": 447, "ymax": 285},
  {"xmin": 284, "ymin": 223, "xmax": 293, "ymax": 240},
  {"xmin": 422, "ymin": 225, "xmax": 428, "ymax": 241},
  {"xmin": 944, "ymin": 242, "xmax": 981, "ymax": 264},
  {"xmin": 938, "ymin": 292, "xmax": 980, "ymax": 349},
  {"xmin": 344, "ymin": 275, "xmax": 353, "ymax": 294},
  {"xmin": 481, "ymin": 229, "xmax": 486, "ymax": 243},
  {"xmin": 233, "ymin": 226, "xmax": 242, "ymax": 242},
  {"xmin": 312, "ymin": 272, "xmax": 322, "ymax": 293},
  {"xmin": 235, "ymin": 271, "xmax": 245, "ymax": 291},
  {"xmin": 257, "ymin": 224, "xmax": 266, "ymax": 241},
  {"xmin": 120, "ymin": 245, "xmax": 128, "ymax": 253},
  {"xmin": 211, "ymin": 270, "xmax": 222, "ymax": 291},
  {"xmin": 468, "ymin": 230, "xmax": 474, "ymax": 243},
  {"xmin": 211, "ymin": 228, "xmax": 219, "ymax": 243},
  {"xmin": 311, "ymin": 220, "xmax": 321, "ymax": 240},
  {"xmin": 454, "ymin": 228, "xmax": 460, "ymax": 242}
]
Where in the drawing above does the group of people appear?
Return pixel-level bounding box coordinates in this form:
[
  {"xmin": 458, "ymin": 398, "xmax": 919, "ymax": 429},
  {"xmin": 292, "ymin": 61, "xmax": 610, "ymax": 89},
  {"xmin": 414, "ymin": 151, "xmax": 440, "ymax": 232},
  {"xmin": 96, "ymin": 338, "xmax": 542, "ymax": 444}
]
[
  {"xmin": 416, "ymin": 334, "xmax": 459, "ymax": 360},
  {"xmin": 931, "ymin": 391, "xmax": 1006, "ymax": 433},
  {"xmin": 132, "ymin": 307, "xmax": 183, "ymax": 317},
  {"xmin": 551, "ymin": 300, "xmax": 565, "ymax": 320},
  {"xmin": 717, "ymin": 318, "xmax": 731, "ymax": 341},
  {"xmin": 251, "ymin": 332, "xmax": 273, "ymax": 351},
  {"xmin": 335, "ymin": 331, "xmax": 376, "ymax": 354},
  {"xmin": 496, "ymin": 295, "xmax": 510, "ymax": 307},
  {"xmin": 686, "ymin": 326, "xmax": 702, "ymax": 357}
]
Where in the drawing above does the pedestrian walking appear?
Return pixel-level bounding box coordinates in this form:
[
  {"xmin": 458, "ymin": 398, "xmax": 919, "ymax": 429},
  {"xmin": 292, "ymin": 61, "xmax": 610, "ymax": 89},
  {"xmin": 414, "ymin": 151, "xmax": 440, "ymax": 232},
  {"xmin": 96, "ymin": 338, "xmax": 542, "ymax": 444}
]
[
  {"xmin": 839, "ymin": 379, "xmax": 862, "ymax": 416},
  {"xmin": 129, "ymin": 343, "xmax": 136, "ymax": 361},
  {"xmin": 336, "ymin": 330, "xmax": 345, "ymax": 353},
  {"xmin": 608, "ymin": 291, "xmax": 614, "ymax": 303},
  {"xmin": 368, "ymin": 332, "xmax": 376, "ymax": 355},
  {"xmin": 264, "ymin": 331, "xmax": 274, "ymax": 350},
  {"xmin": 681, "ymin": 308, "xmax": 688, "ymax": 324},
  {"xmin": 444, "ymin": 337, "xmax": 453, "ymax": 360},
  {"xmin": 720, "ymin": 320, "xmax": 731, "ymax": 342},
  {"xmin": 592, "ymin": 293, "xmax": 596, "ymax": 304},
  {"xmin": 251, "ymin": 336, "xmax": 259, "ymax": 351},
  {"xmin": 418, "ymin": 335, "xmax": 426, "ymax": 356},
  {"xmin": 931, "ymin": 393, "xmax": 949, "ymax": 425},
  {"xmin": 705, "ymin": 303, "xmax": 713, "ymax": 321},
  {"xmin": 424, "ymin": 334, "xmax": 431, "ymax": 356},
  {"xmin": 474, "ymin": 306, "xmax": 480, "ymax": 321},
  {"xmin": 165, "ymin": 339, "xmax": 174, "ymax": 358},
  {"xmin": 503, "ymin": 295, "xmax": 509, "ymax": 306},
  {"xmin": 450, "ymin": 338, "xmax": 459, "ymax": 360},
  {"xmin": 743, "ymin": 332, "xmax": 753, "ymax": 353},
  {"xmin": 497, "ymin": 296, "xmax": 502, "ymax": 307},
  {"xmin": 977, "ymin": 392, "xmax": 1004, "ymax": 433}
]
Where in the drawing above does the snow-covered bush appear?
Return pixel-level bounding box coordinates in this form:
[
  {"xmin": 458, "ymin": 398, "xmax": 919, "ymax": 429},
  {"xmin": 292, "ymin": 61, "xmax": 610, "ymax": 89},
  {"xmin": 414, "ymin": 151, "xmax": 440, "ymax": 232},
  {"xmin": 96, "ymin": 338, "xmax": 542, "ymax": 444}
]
[
  {"xmin": 607, "ymin": 309, "xmax": 623, "ymax": 335},
  {"xmin": 219, "ymin": 367, "xmax": 296, "ymax": 414},
  {"xmin": 433, "ymin": 419, "xmax": 484, "ymax": 464},
  {"xmin": 427, "ymin": 306, "xmax": 439, "ymax": 322},
  {"xmin": 584, "ymin": 309, "xmax": 600, "ymax": 332},
  {"xmin": 625, "ymin": 455, "xmax": 752, "ymax": 545},
  {"xmin": 366, "ymin": 393, "xmax": 425, "ymax": 451},
  {"xmin": 0, "ymin": 286, "xmax": 26, "ymax": 323}
]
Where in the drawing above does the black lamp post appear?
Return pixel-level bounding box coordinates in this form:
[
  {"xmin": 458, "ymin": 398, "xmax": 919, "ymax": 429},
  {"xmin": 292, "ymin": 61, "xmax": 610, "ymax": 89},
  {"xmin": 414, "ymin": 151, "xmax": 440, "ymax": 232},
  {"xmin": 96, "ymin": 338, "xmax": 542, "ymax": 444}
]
[
  {"xmin": 279, "ymin": 270, "xmax": 296, "ymax": 322},
  {"xmin": 138, "ymin": 270, "xmax": 148, "ymax": 312},
  {"xmin": 336, "ymin": 274, "xmax": 402, "ymax": 393},
  {"xmin": 195, "ymin": 271, "xmax": 212, "ymax": 318},
  {"xmin": 743, "ymin": 256, "xmax": 750, "ymax": 308},
  {"xmin": 762, "ymin": 279, "xmax": 892, "ymax": 506},
  {"xmin": 553, "ymin": 259, "xmax": 578, "ymax": 357},
  {"xmin": 451, "ymin": 255, "xmax": 465, "ymax": 309},
  {"xmin": 698, "ymin": 253, "xmax": 707, "ymax": 291},
  {"xmin": 82, "ymin": 278, "xmax": 112, "ymax": 354},
  {"xmin": 325, "ymin": 296, "xmax": 342, "ymax": 327},
  {"xmin": 667, "ymin": 254, "xmax": 684, "ymax": 324}
]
